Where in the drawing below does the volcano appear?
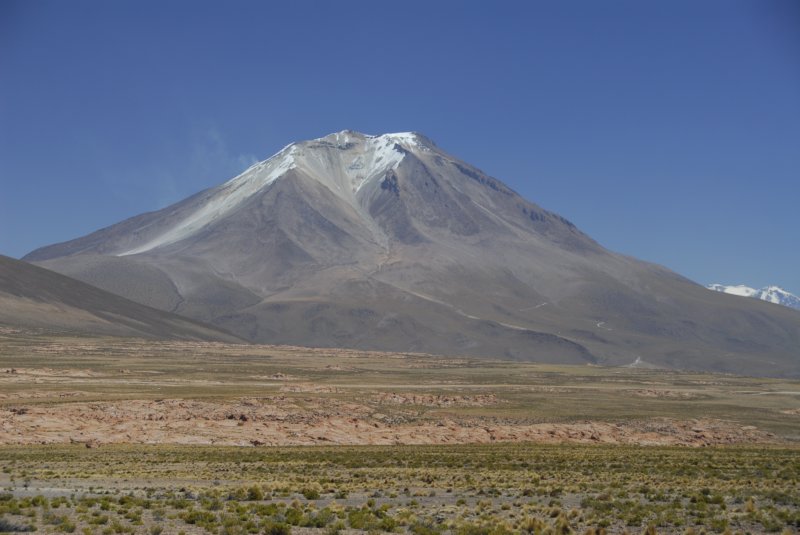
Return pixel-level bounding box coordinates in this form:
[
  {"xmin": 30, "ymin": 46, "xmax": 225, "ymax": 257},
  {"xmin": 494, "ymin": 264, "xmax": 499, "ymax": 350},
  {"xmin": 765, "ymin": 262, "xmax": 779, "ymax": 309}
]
[{"xmin": 25, "ymin": 131, "xmax": 800, "ymax": 376}]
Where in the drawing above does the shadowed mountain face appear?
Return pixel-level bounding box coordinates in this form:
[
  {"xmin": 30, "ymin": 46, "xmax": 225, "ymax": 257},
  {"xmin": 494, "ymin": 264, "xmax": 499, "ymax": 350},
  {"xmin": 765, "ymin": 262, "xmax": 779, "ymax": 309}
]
[
  {"xmin": 0, "ymin": 255, "xmax": 241, "ymax": 342},
  {"xmin": 25, "ymin": 131, "xmax": 800, "ymax": 376}
]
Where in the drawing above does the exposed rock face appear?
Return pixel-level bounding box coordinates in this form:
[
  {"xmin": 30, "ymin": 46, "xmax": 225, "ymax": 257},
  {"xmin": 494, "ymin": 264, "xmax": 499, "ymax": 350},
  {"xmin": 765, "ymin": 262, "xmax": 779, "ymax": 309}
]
[
  {"xmin": 373, "ymin": 392, "xmax": 500, "ymax": 407},
  {"xmin": 25, "ymin": 131, "xmax": 800, "ymax": 376}
]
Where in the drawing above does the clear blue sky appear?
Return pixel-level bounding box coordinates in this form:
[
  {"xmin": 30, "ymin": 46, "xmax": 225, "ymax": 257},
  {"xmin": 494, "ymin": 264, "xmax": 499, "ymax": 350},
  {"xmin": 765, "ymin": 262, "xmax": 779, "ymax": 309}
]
[{"xmin": 1, "ymin": 0, "xmax": 798, "ymax": 293}]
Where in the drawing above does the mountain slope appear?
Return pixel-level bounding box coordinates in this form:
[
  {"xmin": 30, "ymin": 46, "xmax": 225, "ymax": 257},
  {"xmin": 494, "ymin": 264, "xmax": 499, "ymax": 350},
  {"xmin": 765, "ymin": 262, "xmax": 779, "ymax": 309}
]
[
  {"xmin": 25, "ymin": 131, "xmax": 800, "ymax": 376},
  {"xmin": 708, "ymin": 284, "xmax": 800, "ymax": 311},
  {"xmin": 0, "ymin": 255, "xmax": 242, "ymax": 341}
]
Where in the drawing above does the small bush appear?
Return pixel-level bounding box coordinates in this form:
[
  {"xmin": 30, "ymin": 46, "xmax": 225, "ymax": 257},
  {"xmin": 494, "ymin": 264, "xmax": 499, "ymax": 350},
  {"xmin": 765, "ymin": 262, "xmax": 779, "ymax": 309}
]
[
  {"xmin": 247, "ymin": 486, "xmax": 264, "ymax": 501},
  {"xmin": 262, "ymin": 520, "xmax": 291, "ymax": 535},
  {"xmin": 0, "ymin": 518, "xmax": 35, "ymax": 532},
  {"xmin": 301, "ymin": 488, "xmax": 320, "ymax": 500}
]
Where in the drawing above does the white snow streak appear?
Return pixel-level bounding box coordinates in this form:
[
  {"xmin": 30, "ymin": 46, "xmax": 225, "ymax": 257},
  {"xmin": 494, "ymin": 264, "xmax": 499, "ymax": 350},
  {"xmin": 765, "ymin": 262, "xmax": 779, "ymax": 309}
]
[
  {"xmin": 118, "ymin": 146, "xmax": 297, "ymax": 256},
  {"xmin": 116, "ymin": 132, "xmax": 421, "ymax": 256},
  {"xmin": 708, "ymin": 284, "xmax": 758, "ymax": 298}
]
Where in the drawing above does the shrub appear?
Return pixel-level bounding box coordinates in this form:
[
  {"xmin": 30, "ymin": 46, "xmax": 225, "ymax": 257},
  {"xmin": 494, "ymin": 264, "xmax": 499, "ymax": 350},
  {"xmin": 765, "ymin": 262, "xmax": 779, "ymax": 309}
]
[
  {"xmin": 247, "ymin": 486, "xmax": 264, "ymax": 501},
  {"xmin": 301, "ymin": 488, "xmax": 320, "ymax": 500},
  {"xmin": 325, "ymin": 521, "xmax": 345, "ymax": 535},
  {"xmin": 262, "ymin": 520, "xmax": 291, "ymax": 535},
  {"xmin": 409, "ymin": 519, "xmax": 443, "ymax": 535},
  {"xmin": 0, "ymin": 518, "xmax": 35, "ymax": 532}
]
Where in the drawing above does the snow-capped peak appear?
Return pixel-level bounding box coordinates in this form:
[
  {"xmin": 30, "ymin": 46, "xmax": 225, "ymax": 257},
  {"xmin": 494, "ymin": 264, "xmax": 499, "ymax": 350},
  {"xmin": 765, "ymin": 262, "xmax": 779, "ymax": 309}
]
[
  {"xmin": 707, "ymin": 283, "xmax": 800, "ymax": 311},
  {"xmin": 759, "ymin": 286, "xmax": 799, "ymax": 306},
  {"xmin": 707, "ymin": 284, "xmax": 758, "ymax": 298},
  {"xmin": 312, "ymin": 130, "xmax": 431, "ymax": 153},
  {"xmin": 116, "ymin": 131, "xmax": 432, "ymax": 256},
  {"xmin": 374, "ymin": 131, "xmax": 430, "ymax": 150},
  {"xmin": 295, "ymin": 131, "xmax": 414, "ymax": 194}
]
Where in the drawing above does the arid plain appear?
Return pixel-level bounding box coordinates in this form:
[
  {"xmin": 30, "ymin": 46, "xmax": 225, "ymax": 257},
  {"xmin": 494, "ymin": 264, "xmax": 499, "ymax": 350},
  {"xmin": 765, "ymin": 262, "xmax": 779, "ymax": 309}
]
[{"xmin": 1, "ymin": 328, "xmax": 798, "ymax": 534}]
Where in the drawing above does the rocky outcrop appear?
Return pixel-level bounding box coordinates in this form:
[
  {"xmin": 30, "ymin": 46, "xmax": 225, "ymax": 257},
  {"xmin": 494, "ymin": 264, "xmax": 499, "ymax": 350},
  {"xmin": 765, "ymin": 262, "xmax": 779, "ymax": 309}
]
[{"xmin": 0, "ymin": 396, "xmax": 775, "ymax": 447}]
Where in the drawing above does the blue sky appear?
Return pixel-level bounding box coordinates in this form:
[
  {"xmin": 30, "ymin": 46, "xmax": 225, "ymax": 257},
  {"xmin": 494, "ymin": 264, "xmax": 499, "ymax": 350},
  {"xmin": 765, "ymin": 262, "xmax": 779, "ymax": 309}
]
[{"xmin": 1, "ymin": 0, "xmax": 798, "ymax": 293}]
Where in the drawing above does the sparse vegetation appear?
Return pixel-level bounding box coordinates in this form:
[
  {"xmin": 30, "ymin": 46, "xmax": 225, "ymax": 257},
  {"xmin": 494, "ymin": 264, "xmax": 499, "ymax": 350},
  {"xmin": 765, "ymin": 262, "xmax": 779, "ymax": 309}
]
[
  {"xmin": 0, "ymin": 332, "xmax": 798, "ymax": 533},
  {"xmin": 0, "ymin": 443, "xmax": 798, "ymax": 534}
]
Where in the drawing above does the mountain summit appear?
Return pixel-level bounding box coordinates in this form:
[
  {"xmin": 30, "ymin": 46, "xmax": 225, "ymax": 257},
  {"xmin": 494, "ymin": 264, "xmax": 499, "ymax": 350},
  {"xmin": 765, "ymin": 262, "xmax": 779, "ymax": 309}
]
[
  {"xmin": 708, "ymin": 284, "xmax": 800, "ymax": 311},
  {"xmin": 25, "ymin": 131, "xmax": 800, "ymax": 376},
  {"xmin": 118, "ymin": 131, "xmax": 436, "ymax": 256}
]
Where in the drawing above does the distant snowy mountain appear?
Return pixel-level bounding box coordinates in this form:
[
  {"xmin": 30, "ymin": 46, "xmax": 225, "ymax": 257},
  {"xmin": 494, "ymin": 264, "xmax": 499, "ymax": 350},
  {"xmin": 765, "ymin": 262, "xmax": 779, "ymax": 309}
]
[{"xmin": 708, "ymin": 284, "xmax": 800, "ymax": 310}]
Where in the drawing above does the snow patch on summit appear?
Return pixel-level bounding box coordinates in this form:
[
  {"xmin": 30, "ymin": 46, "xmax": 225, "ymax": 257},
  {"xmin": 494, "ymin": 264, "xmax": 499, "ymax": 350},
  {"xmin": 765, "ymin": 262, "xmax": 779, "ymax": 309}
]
[
  {"xmin": 298, "ymin": 131, "xmax": 409, "ymax": 197},
  {"xmin": 293, "ymin": 131, "xmax": 415, "ymax": 195},
  {"xmin": 116, "ymin": 131, "xmax": 426, "ymax": 256},
  {"xmin": 707, "ymin": 284, "xmax": 757, "ymax": 298}
]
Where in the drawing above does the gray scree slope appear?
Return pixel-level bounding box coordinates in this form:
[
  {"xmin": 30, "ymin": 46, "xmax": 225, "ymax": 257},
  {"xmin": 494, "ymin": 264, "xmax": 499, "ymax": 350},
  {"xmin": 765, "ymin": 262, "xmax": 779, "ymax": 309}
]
[
  {"xmin": 0, "ymin": 255, "xmax": 242, "ymax": 342},
  {"xmin": 25, "ymin": 131, "xmax": 800, "ymax": 376}
]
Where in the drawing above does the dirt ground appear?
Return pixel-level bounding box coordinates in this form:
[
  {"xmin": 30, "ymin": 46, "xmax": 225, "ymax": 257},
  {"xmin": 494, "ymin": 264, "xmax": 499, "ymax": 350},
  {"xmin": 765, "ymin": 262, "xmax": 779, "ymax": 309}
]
[
  {"xmin": 0, "ymin": 333, "xmax": 798, "ymax": 448},
  {"xmin": 0, "ymin": 393, "xmax": 776, "ymax": 447}
]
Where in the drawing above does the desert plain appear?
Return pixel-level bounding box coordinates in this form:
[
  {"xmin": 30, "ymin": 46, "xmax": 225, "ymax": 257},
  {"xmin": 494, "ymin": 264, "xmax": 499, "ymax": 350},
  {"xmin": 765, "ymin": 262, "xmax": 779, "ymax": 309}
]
[{"xmin": 0, "ymin": 328, "xmax": 798, "ymax": 534}]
